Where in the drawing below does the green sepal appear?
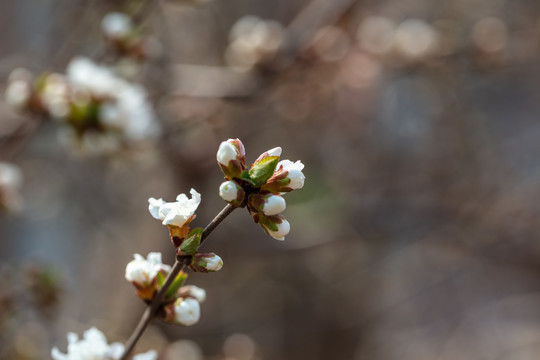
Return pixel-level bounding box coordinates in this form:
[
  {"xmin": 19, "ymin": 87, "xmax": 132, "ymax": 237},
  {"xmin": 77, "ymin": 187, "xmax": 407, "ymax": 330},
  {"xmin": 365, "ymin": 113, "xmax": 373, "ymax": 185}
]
[
  {"xmin": 179, "ymin": 228, "xmax": 203, "ymax": 255},
  {"xmin": 249, "ymin": 156, "xmax": 279, "ymax": 187},
  {"xmin": 257, "ymin": 213, "xmax": 279, "ymax": 232},
  {"xmin": 156, "ymin": 271, "xmax": 165, "ymax": 287},
  {"xmin": 165, "ymin": 271, "xmax": 188, "ymax": 300},
  {"xmin": 240, "ymin": 170, "xmax": 256, "ymax": 186}
]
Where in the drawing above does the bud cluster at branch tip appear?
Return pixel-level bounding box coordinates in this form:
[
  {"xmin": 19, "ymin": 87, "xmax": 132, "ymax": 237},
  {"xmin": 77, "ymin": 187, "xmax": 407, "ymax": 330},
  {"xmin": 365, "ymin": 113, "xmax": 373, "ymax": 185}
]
[{"xmin": 216, "ymin": 138, "xmax": 305, "ymax": 240}]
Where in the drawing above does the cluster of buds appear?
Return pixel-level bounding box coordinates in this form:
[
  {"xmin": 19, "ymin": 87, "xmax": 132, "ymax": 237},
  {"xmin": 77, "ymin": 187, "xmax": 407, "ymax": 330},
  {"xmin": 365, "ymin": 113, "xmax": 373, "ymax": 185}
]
[
  {"xmin": 101, "ymin": 12, "xmax": 162, "ymax": 62},
  {"xmin": 124, "ymin": 252, "xmax": 208, "ymax": 326},
  {"xmin": 147, "ymin": 189, "xmax": 223, "ymax": 273},
  {"xmin": 0, "ymin": 162, "xmax": 23, "ymax": 212},
  {"xmin": 5, "ymin": 56, "xmax": 160, "ymax": 155},
  {"xmin": 217, "ymin": 138, "xmax": 305, "ymax": 240},
  {"xmin": 51, "ymin": 327, "xmax": 156, "ymax": 360}
]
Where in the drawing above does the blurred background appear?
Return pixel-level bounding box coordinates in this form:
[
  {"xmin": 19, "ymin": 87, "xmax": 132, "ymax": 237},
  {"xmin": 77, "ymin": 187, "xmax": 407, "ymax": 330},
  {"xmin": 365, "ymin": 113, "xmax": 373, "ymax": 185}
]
[{"xmin": 2, "ymin": 0, "xmax": 540, "ymax": 359}]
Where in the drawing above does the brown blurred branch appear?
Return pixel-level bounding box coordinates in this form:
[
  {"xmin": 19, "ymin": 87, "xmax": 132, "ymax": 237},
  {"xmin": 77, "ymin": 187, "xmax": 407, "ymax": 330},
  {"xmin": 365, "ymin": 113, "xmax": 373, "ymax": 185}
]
[
  {"xmin": 0, "ymin": 116, "xmax": 44, "ymax": 162},
  {"xmin": 120, "ymin": 203, "xmax": 236, "ymax": 360}
]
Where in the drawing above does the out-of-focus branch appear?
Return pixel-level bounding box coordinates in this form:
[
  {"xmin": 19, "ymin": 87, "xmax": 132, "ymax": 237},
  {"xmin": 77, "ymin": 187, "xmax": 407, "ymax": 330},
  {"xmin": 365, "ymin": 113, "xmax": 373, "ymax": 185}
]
[
  {"xmin": 284, "ymin": 0, "xmax": 356, "ymax": 56},
  {"xmin": 0, "ymin": 116, "xmax": 43, "ymax": 162},
  {"xmin": 170, "ymin": 64, "xmax": 261, "ymax": 98}
]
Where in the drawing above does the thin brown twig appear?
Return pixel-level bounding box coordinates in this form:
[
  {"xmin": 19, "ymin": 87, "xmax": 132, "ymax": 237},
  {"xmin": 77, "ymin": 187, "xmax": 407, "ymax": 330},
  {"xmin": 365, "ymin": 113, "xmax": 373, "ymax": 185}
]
[{"xmin": 120, "ymin": 203, "xmax": 236, "ymax": 360}]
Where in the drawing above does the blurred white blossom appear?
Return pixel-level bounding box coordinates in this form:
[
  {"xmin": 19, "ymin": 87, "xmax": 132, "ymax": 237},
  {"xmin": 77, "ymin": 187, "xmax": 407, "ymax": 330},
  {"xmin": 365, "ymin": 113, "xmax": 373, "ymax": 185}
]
[
  {"xmin": 125, "ymin": 252, "xmax": 171, "ymax": 285},
  {"xmin": 101, "ymin": 12, "xmax": 133, "ymax": 40},
  {"xmin": 174, "ymin": 297, "xmax": 201, "ymax": 326},
  {"xmin": 51, "ymin": 327, "xmax": 157, "ymax": 360}
]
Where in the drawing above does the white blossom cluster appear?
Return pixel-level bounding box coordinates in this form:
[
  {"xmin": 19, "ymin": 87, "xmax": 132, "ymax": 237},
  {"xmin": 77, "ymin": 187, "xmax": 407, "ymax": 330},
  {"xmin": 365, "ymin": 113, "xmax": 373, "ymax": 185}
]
[
  {"xmin": 5, "ymin": 52, "xmax": 160, "ymax": 156},
  {"xmin": 51, "ymin": 327, "xmax": 156, "ymax": 360},
  {"xmin": 216, "ymin": 138, "xmax": 305, "ymax": 240}
]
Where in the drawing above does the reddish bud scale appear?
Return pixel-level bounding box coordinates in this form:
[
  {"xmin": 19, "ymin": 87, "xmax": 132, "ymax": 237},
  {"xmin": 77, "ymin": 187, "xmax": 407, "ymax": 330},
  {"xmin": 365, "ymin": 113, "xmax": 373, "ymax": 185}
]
[
  {"xmin": 219, "ymin": 158, "xmax": 246, "ymax": 181},
  {"xmin": 229, "ymin": 138, "xmax": 246, "ymax": 158},
  {"xmin": 162, "ymin": 302, "xmax": 177, "ymax": 323},
  {"xmin": 260, "ymin": 169, "xmax": 292, "ymax": 193},
  {"xmin": 247, "ymin": 193, "xmax": 266, "ymax": 213},
  {"xmin": 168, "ymin": 214, "xmax": 196, "ymax": 248},
  {"xmin": 256, "ymin": 213, "xmax": 284, "ymax": 233}
]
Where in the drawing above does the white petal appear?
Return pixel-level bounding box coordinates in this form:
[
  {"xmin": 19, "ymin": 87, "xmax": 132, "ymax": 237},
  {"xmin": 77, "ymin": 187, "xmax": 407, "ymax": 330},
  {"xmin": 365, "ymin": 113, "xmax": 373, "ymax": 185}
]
[
  {"xmin": 133, "ymin": 350, "xmax": 158, "ymax": 360},
  {"xmin": 205, "ymin": 255, "xmax": 223, "ymax": 271},
  {"xmin": 262, "ymin": 195, "xmax": 286, "ymax": 216},
  {"xmin": 267, "ymin": 219, "xmax": 290, "ymax": 240},
  {"xmin": 175, "ymin": 298, "xmax": 201, "ymax": 326},
  {"xmin": 217, "ymin": 141, "xmax": 238, "ymax": 165},
  {"xmin": 148, "ymin": 197, "xmax": 165, "ymax": 219},
  {"xmin": 51, "ymin": 347, "xmax": 68, "ymax": 360},
  {"xmin": 266, "ymin": 147, "xmax": 282, "ymax": 157},
  {"xmin": 219, "ymin": 181, "xmax": 239, "ymax": 202}
]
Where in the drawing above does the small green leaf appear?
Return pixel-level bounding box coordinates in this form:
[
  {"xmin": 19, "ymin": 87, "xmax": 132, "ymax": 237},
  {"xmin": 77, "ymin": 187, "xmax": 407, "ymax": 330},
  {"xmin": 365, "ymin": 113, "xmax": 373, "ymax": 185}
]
[
  {"xmin": 156, "ymin": 271, "xmax": 165, "ymax": 287},
  {"xmin": 180, "ymin": 231, "xmax": 202, "ymax": 255},
  {"xmin": 189, "ymin": 227, "xmax": 204, "ymax": 237},
  {"xmin": 241, "ymin": 170, "xmax": 256, "ymax": 186},
  {"xmin": 249, "ymin": 156, "xmax": 279, "ymax": 187},
  {"xmin": 165, "ymin": 272, "xmax": 188, "ymax": 299}
]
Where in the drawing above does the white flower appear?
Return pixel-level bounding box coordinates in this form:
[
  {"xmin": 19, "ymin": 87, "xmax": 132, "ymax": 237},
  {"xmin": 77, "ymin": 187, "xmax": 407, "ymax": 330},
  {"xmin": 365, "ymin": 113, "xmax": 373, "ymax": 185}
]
[
  {"xmin": 148, "ymin": 197, "xmax": 165, "ymax": 220},
  {"xmin": 113, "ymin": 85, "xmax": 161, "ymax": 141},
  {"xmin": 5, "ymin": 80, "xmax": 31, "ymax": 109},
  {"xmin": 264, "ymin": 218, "xmax": 290, "ymax": 241},
  {"xmin": 180, "ymin": 285, "xmax": 207, "ymax": 303},
  {"xmin": 174, "ymin": 297, "xmax": 201, "ymax": 326},
  {"xmin": 261, "ymin": 194, "xmax": 286, "ymax": 216},
  {"xmin": 67, "ymin": 57, "xmax": 124, "ymax": 98},
  {"xmin": 219, "ymin": 181, "xmax": 241, "ymax": 202},
  {"xmin": 156, "ymin": 189, "xmax": 201, "ymax": 227},
  {"xmin": 51, "ymin": 327, "xmax": 158, "ymax": 360},
  {"xmin": 277, "ymin": 160, "xmax": 305, "ymax": 190},
  {"xmin": 217, "ymin": 140, "xmax": 239, "ymax": 165},
  {"xmin": 101, "ymin": 12, "xmax": 133, "ymax": 40},
  {"xmin": 0, "ymin": 162, "xmax": 22, "ymax": 189},
  {"xmin": 125, "ymin": 252, "xmax": 171, "ymax": 285},
  {"xmin": 266, "ymin": 147, "xmax": 282, "ymax": 157}
]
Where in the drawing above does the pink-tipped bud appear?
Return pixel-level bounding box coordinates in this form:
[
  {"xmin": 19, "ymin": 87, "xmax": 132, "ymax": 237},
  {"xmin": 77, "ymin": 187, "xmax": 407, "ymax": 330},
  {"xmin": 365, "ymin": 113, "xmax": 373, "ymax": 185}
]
[{"xmin": 217, "ymin": 139, "xmax": 246, "ymax": 180}]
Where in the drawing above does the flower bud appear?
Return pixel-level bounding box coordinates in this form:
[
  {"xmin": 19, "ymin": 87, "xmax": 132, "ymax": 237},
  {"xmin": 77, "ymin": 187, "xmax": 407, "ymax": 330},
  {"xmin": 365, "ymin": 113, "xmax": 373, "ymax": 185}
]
[
  {"xmin": 101, "ymin": 12, "xmax": 133, "ymax": 41},
  {"xmin": 261, "ymin": 159, "xmax": 305, "ymax": 193},
  {"xmin": 217, "ymin": 138, "xmax": 246, "ymax": 180},
  {"xmin": 261, "ymin": 194, "xmax": 286, "ymax": 215},
  {"xmin": 257, "ymin": 215, "xmax": 290, "ymax": 241},
  {"xmin": 179, "ymin": 285, "xmax": 206, "ymax": 303},
  {"xmin": 189, "ymin": 253, "xmax": 223, "ymax": 273},
  {"xmin": 173, "ymin": 297, "xmax": 201, "ymax": 326},
  {"xmin": 5, "ymin": 80, "xmax": 32, "ymax": 109},
  {"xmin": 219, "ymin": 180, "xmax": 245, "ymax": 206}
]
